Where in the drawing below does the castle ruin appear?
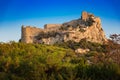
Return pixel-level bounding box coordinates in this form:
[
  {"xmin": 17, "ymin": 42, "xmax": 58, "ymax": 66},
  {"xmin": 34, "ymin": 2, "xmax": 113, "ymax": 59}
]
[{"xmin": 21, "ymin": 11, "xmax": 107, "ymax": 44}]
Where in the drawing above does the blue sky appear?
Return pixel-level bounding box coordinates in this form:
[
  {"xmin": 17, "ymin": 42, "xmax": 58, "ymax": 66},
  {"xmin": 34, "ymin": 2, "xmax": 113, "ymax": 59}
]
[{"xmin": 0, "ymin": 0, "xmax": 120, "ymax": 42}]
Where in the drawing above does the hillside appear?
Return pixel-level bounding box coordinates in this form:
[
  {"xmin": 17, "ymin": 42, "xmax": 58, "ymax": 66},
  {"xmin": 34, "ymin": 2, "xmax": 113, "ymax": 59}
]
[{"xmin": 0, "ymin": 40, "xmax": 120, "ymax": 80}]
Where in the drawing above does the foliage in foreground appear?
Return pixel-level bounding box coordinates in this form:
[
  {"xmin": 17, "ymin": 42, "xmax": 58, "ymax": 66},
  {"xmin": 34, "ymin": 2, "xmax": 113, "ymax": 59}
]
[{"xmin": 0, "ymin": 42, "xmax": 120, "ymax": 80}]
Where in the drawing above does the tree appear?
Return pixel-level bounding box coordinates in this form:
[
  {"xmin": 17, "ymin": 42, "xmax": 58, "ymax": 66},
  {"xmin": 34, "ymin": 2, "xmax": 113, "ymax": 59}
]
[{"xmin": 110, "ymin": 34, "xmax": 120, "ymax": 44}]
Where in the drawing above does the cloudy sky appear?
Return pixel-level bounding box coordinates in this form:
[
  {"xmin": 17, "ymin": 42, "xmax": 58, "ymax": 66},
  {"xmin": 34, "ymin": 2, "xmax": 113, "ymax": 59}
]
[{"xmin": 0, "ymin": 0, "xmax": 120, "ymax": 42}]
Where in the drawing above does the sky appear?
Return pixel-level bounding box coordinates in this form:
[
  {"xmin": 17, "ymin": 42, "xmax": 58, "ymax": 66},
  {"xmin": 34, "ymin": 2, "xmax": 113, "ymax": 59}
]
[{"xmin": 0, "ymin": 0, "xmax": 120, "ymax": 42}]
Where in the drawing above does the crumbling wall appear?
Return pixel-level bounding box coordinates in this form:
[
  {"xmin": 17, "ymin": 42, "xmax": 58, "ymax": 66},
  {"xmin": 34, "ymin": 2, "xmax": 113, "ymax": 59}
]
[
  {"xmin": 44, "ymin": 24, "xmax": 62, "ymax": 31},
  {"xmin": 21, "ymin": 26, "xmax": 43, "ymax": 43}
]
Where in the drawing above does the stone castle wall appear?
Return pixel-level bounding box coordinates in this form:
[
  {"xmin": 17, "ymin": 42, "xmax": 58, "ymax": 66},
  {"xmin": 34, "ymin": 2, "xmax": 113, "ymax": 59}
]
[
  {"xmin": 44, "ymin": 24, "xmax": 62, "ymax": 31},
  {"xmin": 21, "ymin": 26, "xmax": 43, "ymax": 43},
  {"xmin": 21, "ymin": 24, "xmax": 62, "ymax": 43}
]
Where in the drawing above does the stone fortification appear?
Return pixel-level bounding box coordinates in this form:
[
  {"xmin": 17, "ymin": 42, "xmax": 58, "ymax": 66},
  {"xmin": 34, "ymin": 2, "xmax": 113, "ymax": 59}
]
[{"xmin": 21, "ymin": 11, "xmax": 107, "ymax": 44}]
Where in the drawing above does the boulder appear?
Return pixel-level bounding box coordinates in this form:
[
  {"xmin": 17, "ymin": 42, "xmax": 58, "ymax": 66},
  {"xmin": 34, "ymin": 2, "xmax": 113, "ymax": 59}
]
[{"xmin": 75, "ymin": 48, "xmax": 90, "ymax": 54}]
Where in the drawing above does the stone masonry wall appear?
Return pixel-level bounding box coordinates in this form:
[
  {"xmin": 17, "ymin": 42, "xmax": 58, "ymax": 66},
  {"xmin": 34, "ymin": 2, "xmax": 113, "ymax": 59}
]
[{"xmin": 21, "ymin": 26, "xmax": 43, "ymax": 43}]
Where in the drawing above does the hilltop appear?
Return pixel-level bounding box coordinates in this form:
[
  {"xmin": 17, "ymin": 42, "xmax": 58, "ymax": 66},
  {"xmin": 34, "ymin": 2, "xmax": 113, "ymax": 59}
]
[{"xmin": 20, "ymin": 11, "xmax": 107, "ymax": 44}]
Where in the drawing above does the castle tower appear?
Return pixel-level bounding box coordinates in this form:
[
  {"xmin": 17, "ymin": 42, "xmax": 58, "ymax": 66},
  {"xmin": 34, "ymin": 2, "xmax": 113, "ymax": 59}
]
[
  {"xmin": 21, "ymin": 26, "xmax": 43, "ymax": 43},
  {"xmin": 21, "ymin": 26, "xmax": 32, "ymax": 43},
  {"xmin": 81, "ymin": 11, "xmax": 88, "ymax": 21}
]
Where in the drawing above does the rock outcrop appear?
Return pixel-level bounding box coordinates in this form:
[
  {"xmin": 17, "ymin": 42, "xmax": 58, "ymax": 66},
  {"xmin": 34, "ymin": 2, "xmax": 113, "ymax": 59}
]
[{"xmin": 21, "ymin": 11, "xmax": 107, "ymax": 44}]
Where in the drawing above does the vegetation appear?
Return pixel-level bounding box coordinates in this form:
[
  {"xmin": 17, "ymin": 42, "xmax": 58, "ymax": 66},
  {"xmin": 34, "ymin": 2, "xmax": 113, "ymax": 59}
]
[
  {"xmin": 0, "ymin": 39, "xmax": 120, "ymax": 80},
  {"xmin": 85, "ymin": 17, "xmax": 95, "ymax": 26},
  {"xmin": 54, "ymin": 39, "xmax": 107, "ymax": 52},
  {"xmin": 109, "ymin": 34, "xmax": 120, "ymax": 44}
]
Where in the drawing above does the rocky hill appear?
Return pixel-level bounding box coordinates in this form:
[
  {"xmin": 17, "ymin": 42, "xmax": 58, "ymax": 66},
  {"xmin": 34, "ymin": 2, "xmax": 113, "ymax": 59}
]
[{"xmin": 21, "ymin": 11, "xmax": 107, "ymax": 44}]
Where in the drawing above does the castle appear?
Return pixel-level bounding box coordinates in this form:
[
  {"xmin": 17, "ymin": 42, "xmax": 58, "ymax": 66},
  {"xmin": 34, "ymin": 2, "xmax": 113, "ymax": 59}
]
[{"xmin": 21, "ymin": 11, "xmax": 107, "ymax": 44}]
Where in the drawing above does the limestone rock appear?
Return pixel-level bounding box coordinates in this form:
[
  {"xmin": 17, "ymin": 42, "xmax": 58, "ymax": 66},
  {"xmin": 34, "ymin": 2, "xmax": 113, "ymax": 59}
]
[{"xmin": 75, "ymin": 48, "xmax": 90, "ymax": 54}]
